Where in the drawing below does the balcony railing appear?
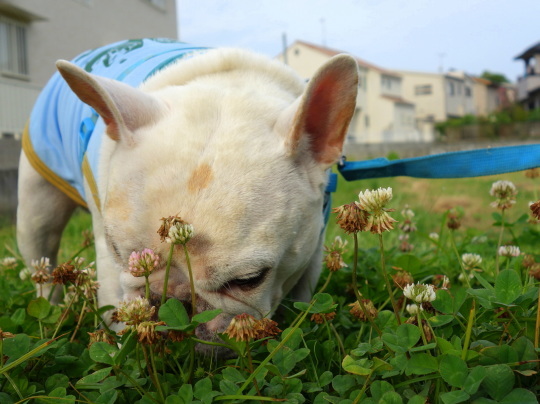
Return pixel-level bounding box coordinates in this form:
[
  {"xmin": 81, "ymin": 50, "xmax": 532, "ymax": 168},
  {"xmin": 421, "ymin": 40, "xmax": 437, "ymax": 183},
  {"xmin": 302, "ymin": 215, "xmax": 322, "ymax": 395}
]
[{"xmin": 516, "ymin": 74, "xmax": 540, "ymax": 102}]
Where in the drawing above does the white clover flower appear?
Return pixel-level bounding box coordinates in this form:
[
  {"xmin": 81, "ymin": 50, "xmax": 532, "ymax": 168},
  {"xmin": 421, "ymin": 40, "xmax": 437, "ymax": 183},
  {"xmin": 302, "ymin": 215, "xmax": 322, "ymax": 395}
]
[
  {"xmin": 406, "ymin": 303, "xmax": 423, "ymax": 315},
  {"xmin": 429, "ymin": 232, "xmax": 439, "ymax": 242},
  {"xmin": 490, "ymin": 180, "xmax": 517, "ymax": 198},
  {"xmin": 330, "ymin": 236, "xmax": 348, "ymax": 253},
  {"xmin": 358, "ymin": 187, "xmax": 393, "ymax": 212},
  {"xmin": 166, "ymin": 223, "xmax": 194, "ymax": 245},
  {"xmin": 489, "ymin": 180, "xmax": 517, "ymax": 210},
  {"xmin": 471, "ymin": 235, "xmax": 488, "ymax": 244},
  {"xmin": 19, "ymin": 267, "xmax": 32, "ymax": 281},
  {"xmin": 461, "ymin": 253, "xmax": 482, "ymax": 270},
  {"xmin": 357, "ymin": 187, "xmax": 397, "ymax": 234},
  {"xmin": 1, "ymin": 257, "xmax": 17, "ymax": 270},
  {"xmin": 31, "ymin": 257, "xmax": 51, "ymax": 272},
  {"xmin": 116, "ymin": 297, "xmax": 155, "ymax": 326},
  {"xmin": 403, "ymin": 282, "xmax": 437, "ymax": 303},
  {"xmin": 401, "ymin": 206, "xmax": 415, "ymax": 220},
  {"xmin": 458, "ymin": 272, "xmax": 474, "ymax": 282},
  {"xmin": 498, "ymin": 245, "xmax": 520, "ymax": 257},
  {"xmin": 441, "ymin": 275, "xmax": 450, "ymax": 290}
]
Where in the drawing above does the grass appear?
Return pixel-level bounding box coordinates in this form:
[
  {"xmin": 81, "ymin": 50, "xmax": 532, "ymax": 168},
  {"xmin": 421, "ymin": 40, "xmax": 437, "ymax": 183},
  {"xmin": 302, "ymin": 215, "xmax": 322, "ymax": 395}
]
[{"xmin": 0, "ymin": 170, "xmax": 539, "ymax": 403}]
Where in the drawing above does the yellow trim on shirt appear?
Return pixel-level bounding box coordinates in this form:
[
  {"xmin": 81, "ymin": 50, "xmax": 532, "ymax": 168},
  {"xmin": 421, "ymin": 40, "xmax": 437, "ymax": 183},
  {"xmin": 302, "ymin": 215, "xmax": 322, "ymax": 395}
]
[
  {"xmin": 22, "ymin": 123, "xmax": 88, "ymax": 209},
  {"xmin": 82, "ymin": 155, "xmax": 101, "ymax": 213}
]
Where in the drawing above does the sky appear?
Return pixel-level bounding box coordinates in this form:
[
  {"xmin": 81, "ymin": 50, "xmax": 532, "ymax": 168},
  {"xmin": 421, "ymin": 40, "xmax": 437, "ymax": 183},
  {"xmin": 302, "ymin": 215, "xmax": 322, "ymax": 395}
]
[{"xmin": 177, "ymin": 0, "xmax": 540, "ymax": 83}]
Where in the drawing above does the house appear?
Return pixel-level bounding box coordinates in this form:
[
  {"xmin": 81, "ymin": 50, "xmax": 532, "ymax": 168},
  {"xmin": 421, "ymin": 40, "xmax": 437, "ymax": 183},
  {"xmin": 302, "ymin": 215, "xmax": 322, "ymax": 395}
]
[
  {"xmin": 396, "ymin": 70, "xmax": 477, "ymax": 121},
  {"xmin": 471, "ymin": 76, "xmax": 499, "ymax": 117},
  {"xmin": 0, "ymin": 0, "xmax": 177, "ymax": 216},
  {"xmin": 0, "ymin": 0, "xmax": 178, "ymax": 139},
  {"xmin": 278, "ymin": 40, "xmax": 420, "ymax": 144},
  {"xmin": 515, "ymin": 41, "xmax": 540, "ymax": 110}
]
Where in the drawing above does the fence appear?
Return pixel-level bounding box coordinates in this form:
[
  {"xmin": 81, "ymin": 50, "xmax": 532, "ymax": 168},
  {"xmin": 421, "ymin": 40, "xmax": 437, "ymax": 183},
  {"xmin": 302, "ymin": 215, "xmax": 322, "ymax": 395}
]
[{"xmin": 344, "ymin": 122, "xmax": 540, "ymax": 160}]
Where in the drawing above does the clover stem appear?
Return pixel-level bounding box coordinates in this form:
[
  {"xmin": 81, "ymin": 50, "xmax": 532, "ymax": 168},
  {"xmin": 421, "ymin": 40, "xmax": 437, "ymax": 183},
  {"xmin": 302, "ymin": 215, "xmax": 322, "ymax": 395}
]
[
  {"xmin": 495, "ymin": 209, "xmax": 506, "ymax": 275},
  {"xmin": 161, "ymin": 243, "xmax": 175, "ymax": 307},
  {"xmin": 317, "ymin": 271, "xmax": 333, "ymax": 294},
  {"xmin": 535, "ymin": 286, "xmax": 540, "ymax": 349},
  {"xmin": 183, "ymin": 244, "xmax": 197, "ymax": 317},
  {"xmin": 449, "ymin": 230, "xmax": 471, "ymax": 288},
  {"xmin": 462, "ymin": 300, "xmax": 476, "ymax": 360},
  {"xmin": 378, "ymin": 233, "xmax": 401, "ymax": 324},
  {"xmin": 144, "ymin": 275, "xmax": 150, "ymax": 301},
  {"xmin": 417, "ymin": 311, "xmax": 428, "ymax": 346},
  {"xmin": 353, "ymin": 233, "xmax": 382, "ymax": 336}
]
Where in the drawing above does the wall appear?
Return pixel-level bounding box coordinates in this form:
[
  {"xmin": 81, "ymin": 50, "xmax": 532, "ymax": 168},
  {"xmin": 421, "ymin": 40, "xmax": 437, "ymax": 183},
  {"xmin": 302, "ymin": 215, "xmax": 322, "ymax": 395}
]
[
  {"xmin": 9, "ymin": 0, "xmax": 178, "ymax": 87},
  {"xmin": 398, "ymin": 71, "xmax": 446, "ymax": 122},
  {"xmin": 0, "ymin": 0, "xmax": 178, "ymax": 137},
  {"xmin": 0, "ymin": 78, "xmax": 40, "ymax": 137}
]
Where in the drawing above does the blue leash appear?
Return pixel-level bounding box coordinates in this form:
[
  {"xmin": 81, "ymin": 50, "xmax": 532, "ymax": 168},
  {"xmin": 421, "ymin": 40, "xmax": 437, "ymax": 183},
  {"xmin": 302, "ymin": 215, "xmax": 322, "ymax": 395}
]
[
  {"xmin": 338, "ymin": 144, "xmax": 540, "ymax": 181},
  {"xmin": 323, "ymin": 144, "xmax": 540, "ymax": 226}
]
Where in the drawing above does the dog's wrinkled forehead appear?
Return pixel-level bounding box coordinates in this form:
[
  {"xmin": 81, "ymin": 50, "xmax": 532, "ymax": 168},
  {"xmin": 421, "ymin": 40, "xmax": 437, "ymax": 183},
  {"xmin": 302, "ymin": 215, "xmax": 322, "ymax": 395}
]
[{"xmin": 104, "ymin": 117, "xmax": 319, "ymax": 241}]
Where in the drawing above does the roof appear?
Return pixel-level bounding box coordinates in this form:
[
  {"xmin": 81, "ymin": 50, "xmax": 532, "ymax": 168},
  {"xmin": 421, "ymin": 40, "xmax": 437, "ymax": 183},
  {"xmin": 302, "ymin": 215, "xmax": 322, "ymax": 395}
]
[
  {"xmin": 291, "ymin": 40, "xmax": 401, "ymax": 78},
  {"xmin": 515, "ymin": 41, "xmax": 540, "ymax": 60},
  {"xmin": 381, "ymin": 94, "xmax": 414, "ymax": 105},
  {"xmin": 472, "ymin": 76, "xmax": 491, "ymax": 85}
]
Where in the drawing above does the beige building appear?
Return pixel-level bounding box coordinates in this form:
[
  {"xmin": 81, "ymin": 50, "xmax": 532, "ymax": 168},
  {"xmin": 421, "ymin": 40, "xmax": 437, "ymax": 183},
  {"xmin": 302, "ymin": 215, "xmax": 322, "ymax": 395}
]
[
  {"xmin": 472, "ymin": 76, "xmax": 499, "ymax": 116},
  {"xmin": 0, "ymin": 0, "xmax": 178, "ymax": 138},
  {"xmin": 279, "ymin": 40, "xmax": 419, "ymax": 144}
]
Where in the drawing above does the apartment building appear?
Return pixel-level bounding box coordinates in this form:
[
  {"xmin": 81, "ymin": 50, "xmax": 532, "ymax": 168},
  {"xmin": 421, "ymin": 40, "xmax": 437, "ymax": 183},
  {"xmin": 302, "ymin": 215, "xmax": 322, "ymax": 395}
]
[
  {"xmin": 278, "ymin": 40, "xmax": 420, "ymax": 144},
  {"xmin": 0, "ymin": 0, "xmax": 178, "ymax": 139}
]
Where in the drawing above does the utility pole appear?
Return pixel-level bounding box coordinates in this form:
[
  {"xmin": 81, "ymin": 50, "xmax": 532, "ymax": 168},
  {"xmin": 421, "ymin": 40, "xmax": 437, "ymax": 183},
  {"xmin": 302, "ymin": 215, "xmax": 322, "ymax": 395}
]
[
  {"xmin": 320, "ymin": 18, "xmax": 326, "ymax": 46},
  {"xmin": 282, "ymin": 32, "xmax": 288, "ymax": 65}
]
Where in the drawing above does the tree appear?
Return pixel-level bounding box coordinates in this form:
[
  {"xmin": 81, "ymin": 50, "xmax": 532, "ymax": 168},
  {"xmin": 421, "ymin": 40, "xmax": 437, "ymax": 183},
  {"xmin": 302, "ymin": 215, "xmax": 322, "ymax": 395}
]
[{"xmin": 480, "ymin": 70, "xmax": 509, "ymax": 85}]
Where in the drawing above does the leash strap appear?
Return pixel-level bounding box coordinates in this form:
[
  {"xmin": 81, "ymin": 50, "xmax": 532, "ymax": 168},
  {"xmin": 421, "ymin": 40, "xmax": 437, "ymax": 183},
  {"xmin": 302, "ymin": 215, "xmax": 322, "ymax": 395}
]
[
  {"xmin": 322, "ymin": 144, "xmax": 539, "ymax": 227},
  {"xmin": 337, "ymin": 144, "xmax": 540, "ymax": 181}
]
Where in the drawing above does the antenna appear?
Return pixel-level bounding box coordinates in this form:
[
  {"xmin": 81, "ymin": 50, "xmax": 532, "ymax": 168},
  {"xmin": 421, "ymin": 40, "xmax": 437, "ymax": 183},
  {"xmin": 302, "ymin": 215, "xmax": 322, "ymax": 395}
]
[
  {"xmin": 320, "ymin": 18, "xmax": 327, "ymax": 46},
  {"xmin": 438, "ymin": 52, "xmax": 446, "ymax": 73}
]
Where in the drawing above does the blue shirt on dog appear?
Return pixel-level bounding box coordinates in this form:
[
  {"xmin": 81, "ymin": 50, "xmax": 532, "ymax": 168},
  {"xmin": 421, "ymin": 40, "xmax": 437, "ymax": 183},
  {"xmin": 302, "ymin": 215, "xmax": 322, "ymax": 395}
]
[{"xmin": 24, "ymin": 38, "xmax": 207, "ymax": 209}]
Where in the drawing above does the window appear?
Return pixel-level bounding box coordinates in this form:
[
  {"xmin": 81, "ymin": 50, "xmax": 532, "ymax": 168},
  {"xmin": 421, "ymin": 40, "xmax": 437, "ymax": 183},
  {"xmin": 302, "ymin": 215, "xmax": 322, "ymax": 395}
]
[
  {"xmin": 465, "ymin": 86, "xmax": 472, "ymax": 97},
  {"xmin": 415, "ymin": 84, "xmax": 432, "ymax": 95},
  {"xmin": 143, "ymin": 0, "xmax": 167, "ymax": 11},
  {"xmin": 448, "ymin": 82, "xmax": 455, "ymax": 96},
  {"xmin": 71, "ymin": 0, "xmax": 93, "ymax": 6},
  {"xmin": 358, "ymin": 76, "xmax": 366, "ymax": 89},
  {"xmin": 0, "ymin": 17, "xmax": 28, "ymax": 77},
  {"xmin": 364, "ymin": 115, "xmax": 370, "ymax": 128},
  {"xmin": 381, "ymin": 76, "xmax": 392, "ymax": 90}
]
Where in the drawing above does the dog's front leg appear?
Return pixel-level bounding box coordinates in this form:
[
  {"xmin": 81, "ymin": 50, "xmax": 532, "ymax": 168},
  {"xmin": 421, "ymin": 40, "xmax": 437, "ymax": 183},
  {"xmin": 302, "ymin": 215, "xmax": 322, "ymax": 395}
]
[
  {"xmin": 17, "ymin": 152, "xmax": 78, "ymax": 302},
  {"xmin": 83, "ymin": 182, "xmax": 123, "ymax": 329}
]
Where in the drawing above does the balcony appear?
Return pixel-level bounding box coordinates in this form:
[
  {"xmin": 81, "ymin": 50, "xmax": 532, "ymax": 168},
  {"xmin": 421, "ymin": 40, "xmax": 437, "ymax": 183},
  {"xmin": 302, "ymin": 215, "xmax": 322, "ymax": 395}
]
[{"xmin": 516, "ymin": 74, "xmax": 540, "ymax": 101}]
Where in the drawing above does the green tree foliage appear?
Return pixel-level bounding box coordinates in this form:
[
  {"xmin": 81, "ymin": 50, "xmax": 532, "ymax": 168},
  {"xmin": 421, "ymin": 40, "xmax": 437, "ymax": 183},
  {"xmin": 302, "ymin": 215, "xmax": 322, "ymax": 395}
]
[{"xmin": 480, "ymin": 70, "xmax": 510, "ymax": 85}]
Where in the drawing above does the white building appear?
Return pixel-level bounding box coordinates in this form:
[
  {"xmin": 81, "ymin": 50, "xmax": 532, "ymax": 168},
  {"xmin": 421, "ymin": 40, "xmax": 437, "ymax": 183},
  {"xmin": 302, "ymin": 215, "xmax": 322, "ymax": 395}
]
[
  {"xmin": 278, "ymin": 40, "xmax": 420, "ymax": 144},
  {"xmin": 0, "ymin": 0, "xmax": 178, "ymax": 139}
]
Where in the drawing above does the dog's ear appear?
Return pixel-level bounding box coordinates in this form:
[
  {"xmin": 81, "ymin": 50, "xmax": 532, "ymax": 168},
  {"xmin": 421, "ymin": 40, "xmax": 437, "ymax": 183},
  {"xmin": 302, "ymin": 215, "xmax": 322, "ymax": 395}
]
[
  {"xmin": 280, "ymin": 54, "xmax": 358, "ymax": 167},
  {"xmin": 56, "ymin": 60, "xmax": 165, "ymax": 143}
]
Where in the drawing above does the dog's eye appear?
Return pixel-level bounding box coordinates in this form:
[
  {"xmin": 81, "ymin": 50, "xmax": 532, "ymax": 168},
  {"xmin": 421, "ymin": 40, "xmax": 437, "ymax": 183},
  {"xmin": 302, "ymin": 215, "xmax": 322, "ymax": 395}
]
[{"xmin": 228, "ymin": 268, "xmax": 270, "ymax": 291}]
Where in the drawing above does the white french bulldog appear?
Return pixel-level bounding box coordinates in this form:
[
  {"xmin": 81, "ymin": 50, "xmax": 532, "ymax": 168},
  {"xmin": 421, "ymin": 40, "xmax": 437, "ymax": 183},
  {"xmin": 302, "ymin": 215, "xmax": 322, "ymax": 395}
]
[{"xmin": 17, "ymin": 39, "xmax": 358, "ymax": 343}]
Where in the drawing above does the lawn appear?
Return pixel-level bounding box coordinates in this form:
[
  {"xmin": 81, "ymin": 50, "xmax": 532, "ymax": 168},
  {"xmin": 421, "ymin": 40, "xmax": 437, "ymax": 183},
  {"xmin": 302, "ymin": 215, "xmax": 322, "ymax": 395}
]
[{"xmin": 0, "ymin": 170, "xmax": 538, "ymax": 403}]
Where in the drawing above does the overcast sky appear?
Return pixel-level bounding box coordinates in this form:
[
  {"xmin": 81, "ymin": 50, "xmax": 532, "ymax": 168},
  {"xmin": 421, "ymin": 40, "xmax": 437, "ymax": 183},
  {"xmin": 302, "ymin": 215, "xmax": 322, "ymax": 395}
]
[{"xmin": 177, "ymin": 0, "xmax": 539, "ymax": 82}]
